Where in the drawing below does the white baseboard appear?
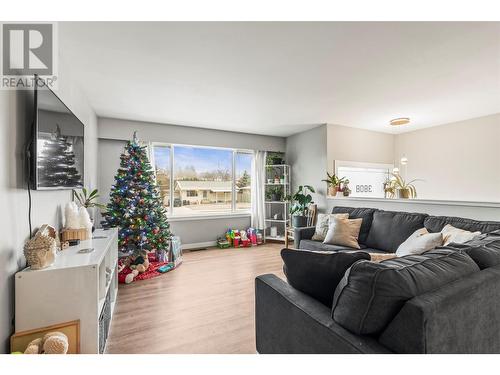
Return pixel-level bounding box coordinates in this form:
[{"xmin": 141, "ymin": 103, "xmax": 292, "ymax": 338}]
[{"xmin": 182, "ymin": 241, "xmax": 217, "ymax": 250}]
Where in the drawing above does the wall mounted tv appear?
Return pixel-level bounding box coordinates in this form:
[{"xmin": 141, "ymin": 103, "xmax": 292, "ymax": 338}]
[{"xmin": 31, "ymin": 78, "xmax": 85, "ymax": 190}]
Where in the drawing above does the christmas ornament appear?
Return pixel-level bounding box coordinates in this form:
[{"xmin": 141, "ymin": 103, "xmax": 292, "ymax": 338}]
[{"xmin": 101, "ymin": 132, "xmax": 172, "ymax": 254}]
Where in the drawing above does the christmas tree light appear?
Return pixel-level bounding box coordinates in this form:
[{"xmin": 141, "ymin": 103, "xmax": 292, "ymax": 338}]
[{"xmin": 102, "ymin": 132, "xmax": 171, "ymax": 254}]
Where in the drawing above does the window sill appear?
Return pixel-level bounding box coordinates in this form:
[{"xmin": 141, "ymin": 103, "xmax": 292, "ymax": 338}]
[{"xmin": 167, "ymin": 212, "xmax": 251, "ymax": 222}]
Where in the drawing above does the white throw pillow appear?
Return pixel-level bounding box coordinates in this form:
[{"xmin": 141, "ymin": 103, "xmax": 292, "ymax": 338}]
[
  {"xmin": 396, "ymin": 228, "xmax": 443, "ymax": 256},
  {"xmin": 311, "ymin": 213, "xmax": 349, "ymax": 241},
  {"xmin": 441, "ymin": 224, "xmax": 481, "ymax": 246},
  {"xmin": 323, "ymin": 217, "xmax": 362, "ymax": 249}
]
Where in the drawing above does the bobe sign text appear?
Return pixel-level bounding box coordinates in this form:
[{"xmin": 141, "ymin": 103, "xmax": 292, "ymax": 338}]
[{"xmin": 356, "ymin": 185, "xmax": 372, "ymax": 193}]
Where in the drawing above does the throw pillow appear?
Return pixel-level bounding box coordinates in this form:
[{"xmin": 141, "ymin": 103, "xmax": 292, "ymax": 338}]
[
  {"xmin": 396, "ymin": 228, "xmax": 443, "ymax": 256},
  {"xmin": 311, "ymin": 213, "xmax": 349, "ymax": 241},
  {"xmin": 281, "ymin": 248, "xmax": 370, "ymax": 307},
  {"xmin": 441, "ymin": 224, "xmax": 481, "ymax": 246},
  {"xmin": 323, "ymin": 217, "xmax": 362, "ymax": 249}
]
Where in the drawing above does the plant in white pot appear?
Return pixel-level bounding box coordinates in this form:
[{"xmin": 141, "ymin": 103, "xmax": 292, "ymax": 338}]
[
  {"xmin": 286, "ymin": 185, "xmax": 315, "ymax": 227},
  {"xmin": 72, "ymin": 188, "xmax": 107, "ymax": 230}
]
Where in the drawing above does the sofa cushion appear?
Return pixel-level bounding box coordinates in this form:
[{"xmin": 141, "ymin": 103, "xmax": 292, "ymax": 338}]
[
  {"xmin": 424, "ymin": 215, "xmax": 500, "ymax": 234},
  {"xmin": 331, "ymin": 207, "xmax": 377, "ymax": 244},
  {"xmin": 299, "ymin": 239, "xmax": 366, "ymax": 252},
  {"xmin": 446, "ymin": 232, "xmax": 500, "ymax": 269},
  {"xmin": 281, "ymin": 248, "xmax": 370, "ymax": 307},
  {"xmin": 331, "ymin": 249, "xmax": 479, "ymax": 335},
  {"xmin": 365, "ymin": 210, "xmax": 428, "ymax": 252}
]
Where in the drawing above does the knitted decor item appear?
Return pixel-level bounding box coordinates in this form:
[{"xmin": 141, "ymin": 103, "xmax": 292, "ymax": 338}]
[{"xmin": 118, "ymin": 253, "xmax": 170, "ymax": 283}]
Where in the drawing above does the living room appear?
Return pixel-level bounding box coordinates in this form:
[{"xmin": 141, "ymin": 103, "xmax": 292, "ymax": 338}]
[{"xmin": 1, "ymin": 1, "xmax": 500, "ymax": 372}]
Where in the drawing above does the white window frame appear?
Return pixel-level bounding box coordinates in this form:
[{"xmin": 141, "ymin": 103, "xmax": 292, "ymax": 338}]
[
  {"xmin": 334, "ymin": 160, "xmax": 394, "ymax": 174},
  {"xmin": 333, "ymin": 160, "xmax": 394, "ymax": 198},
  {"xmin": 149, "ymin": 142, "xmax": 253, "ymax": 219}
]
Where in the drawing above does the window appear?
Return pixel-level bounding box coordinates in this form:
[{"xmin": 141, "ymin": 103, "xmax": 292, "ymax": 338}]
[
  {"xmin": 151, "ymin": 143, "xmax": 253, "ymax": 217},
  {"xmin": 235, "ymin": 152, "xmax": 252, "ymax": 210},
  {"xmin": 153, "ymin": 145, "xmax": 171, "ymax": 208}
]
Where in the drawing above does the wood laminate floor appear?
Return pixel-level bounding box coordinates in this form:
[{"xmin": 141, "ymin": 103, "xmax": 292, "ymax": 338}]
[{"xmin": 105, "ymin": 243, "xmax": 284, "ymax": 354}]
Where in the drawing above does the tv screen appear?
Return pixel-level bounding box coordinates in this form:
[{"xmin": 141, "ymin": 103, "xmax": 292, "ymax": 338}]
[{"xmin": 33, "ymin": 79, "xmax": 84, "ymax": 190}]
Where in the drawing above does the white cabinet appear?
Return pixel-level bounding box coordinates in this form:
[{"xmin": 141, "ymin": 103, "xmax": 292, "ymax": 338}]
[{"xmin": 15, "ymin": 228, "xmax": 118, "ymax": 354}]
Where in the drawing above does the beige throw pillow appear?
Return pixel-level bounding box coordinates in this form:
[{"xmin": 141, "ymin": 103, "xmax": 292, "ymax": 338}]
[
  {"xmin": 323, "ymin": 217, "xmax": 362, "ymax": 249},
  {"xmin": 312, "ymin": 213, "xmax": 349, "ymax": 241},
  {"xmin": 441, "ymin": 224, "xmax": 481, "ymax": 246},
  {"xmin": 396, "ymin": 228, "xmax": 443, "ymax": 256}
]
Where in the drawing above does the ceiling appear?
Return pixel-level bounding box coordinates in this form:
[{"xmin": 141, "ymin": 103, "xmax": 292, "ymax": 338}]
[{"xmin": 59, "ymin": 22, "xmax": 500, "ymax": 137}]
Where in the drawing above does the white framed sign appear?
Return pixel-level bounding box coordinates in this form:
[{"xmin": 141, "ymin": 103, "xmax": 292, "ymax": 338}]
[{"xmin": 334, "ymin": 160, "xmax": 394, "ymax": 198}]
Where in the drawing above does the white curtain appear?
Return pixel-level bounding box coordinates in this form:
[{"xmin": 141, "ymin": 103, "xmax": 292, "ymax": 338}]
[{"xmin": 251, "ymin": 150, "xmax": 266, "ymax": 230}]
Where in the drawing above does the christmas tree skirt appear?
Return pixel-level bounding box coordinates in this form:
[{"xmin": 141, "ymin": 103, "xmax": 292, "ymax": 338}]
[{"xmin": 118, "ymin": 253, "xmax": 171, "ymax": 283}]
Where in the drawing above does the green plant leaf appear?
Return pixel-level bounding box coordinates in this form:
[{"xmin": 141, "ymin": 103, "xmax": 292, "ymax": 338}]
[
  {"xmin": 88, "ymin": 189, "xmax": 99, "ymax": 199},
  {"xmin": 74, "ymin": 190, "xmax": 83, "ymax": 205},
  {"xmin": 304, "ymin": 185, "xmax": 315, "ymax": 193}
]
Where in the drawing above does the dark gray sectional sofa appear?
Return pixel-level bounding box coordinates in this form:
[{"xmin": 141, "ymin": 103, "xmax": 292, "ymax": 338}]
[{"xmin": 255, "ymin": 206, "xmax": 500, "ymax": 353}]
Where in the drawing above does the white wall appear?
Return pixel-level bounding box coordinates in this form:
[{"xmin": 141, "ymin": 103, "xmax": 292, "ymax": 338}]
[
  {"xmin": 286, "ymin": 125, "xmax": 328, "ymax": 212},
  {"xmin": 394, "ymin": 113, "xmax": 500, "ymax": 202},
  {"xmin": 285, "ymin": 124, "xmax": 394, "ymax": 213},
  {"xmin": 327, "ymin": 123, "xmax": 395, "ymax": 172},
  {"xmin": 288, "ymin": 117, "xmax": 500, "ymax": 220},
  {"xmin": 97, "ymin": 119, "xmax": 286, "ymax": 246},
  {"xmin": 99, "ymin": 117, "xmax": 286, "ymax": 151},
  {"xmin": 0, "ymin": 56, "xmax": 98, "ymax": 352}
]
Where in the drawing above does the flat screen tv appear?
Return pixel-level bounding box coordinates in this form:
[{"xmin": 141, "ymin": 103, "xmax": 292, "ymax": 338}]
[{"xmin": 31, "ymin": 78, "xmax": 84, "ymax": 190}]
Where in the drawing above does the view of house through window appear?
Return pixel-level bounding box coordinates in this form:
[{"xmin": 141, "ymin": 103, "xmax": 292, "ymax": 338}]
[
  {"xmin": 153, "ymin": 145, "xmax": 171, "ymax": 209},
  {"xmin": 152, "ymin": 144, "xmax": 253, "ymax": 216},
  {"xmin": 235, "ymin": 152, "xmax": 252, "ymax": 210}
]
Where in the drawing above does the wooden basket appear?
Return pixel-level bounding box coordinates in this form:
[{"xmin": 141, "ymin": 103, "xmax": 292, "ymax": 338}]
[{"xmin": 61, "ymin": 228, "xmax": 90, "ymax": 242}]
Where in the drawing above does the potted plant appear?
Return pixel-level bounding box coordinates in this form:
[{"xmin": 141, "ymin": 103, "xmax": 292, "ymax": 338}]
[
  {"xmin": 73, "ymin": 188, "xmax": 107, "ymax": 230},
  {"xmin": 268, "ymin": 186, "xmax": 282, "ymax": 201},
  {"xmin": 267, "ymin": 152, "xmax": 284, "ymax": 165},
  {"xmin": 383, "ymin": 176, "xmax": 396, "ymax": 198},
  {"xmin": 286, "ymin": 185, "xmax": 315, "ymax": 227},
  {"xmin": 390, "ymin": 173, "xmax": 420, "ymax": 199},
  {"xmin": 322, "ymin": 172, "xmax": 347, "ymax": 196},
  {"xmin": 73, "ymin": 188, "xmax": 107, "ymax": 211},
  {"xmin": 342, "ymin": 179, "xmax": 351, "ymax": 196}
]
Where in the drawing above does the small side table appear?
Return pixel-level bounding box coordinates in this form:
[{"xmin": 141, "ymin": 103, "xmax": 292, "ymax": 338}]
[{"xmin": 284, "ymin": 227, "xmax": 295, "ymax": 248}]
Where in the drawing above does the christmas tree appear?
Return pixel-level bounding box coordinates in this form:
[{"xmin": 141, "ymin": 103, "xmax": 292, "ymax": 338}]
[
  {"xmin": 236, "ymin": 170, "xmax": 251, "ymax": 188},
  {"xmin": 102, "ymin": 132, "xmax": 171, "ymax": 254},
  {"xmin": 38, "ymin": 125, "xmax": 83, "ymax": 187}
]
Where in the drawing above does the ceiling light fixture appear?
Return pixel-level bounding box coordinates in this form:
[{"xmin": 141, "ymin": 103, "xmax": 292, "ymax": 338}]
[{"xmin": 390, "ymin": 117, "xmax": 410, "ymax": 126}]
